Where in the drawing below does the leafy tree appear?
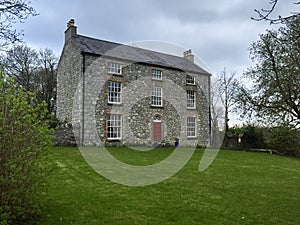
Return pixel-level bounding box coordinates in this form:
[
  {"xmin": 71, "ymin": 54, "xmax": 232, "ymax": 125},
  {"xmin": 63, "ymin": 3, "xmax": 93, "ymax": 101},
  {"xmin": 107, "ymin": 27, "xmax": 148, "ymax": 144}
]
[
  {"xmin": 0, "ymin": 0, "xmax": 37, "ymax": 46},
  {"xmin": 237, "ymin": 16, "xmax": 300, "ymax": 127},
  {"xmin": 0, "ymin": 73, "xmax": 52, "ymax": 224}
]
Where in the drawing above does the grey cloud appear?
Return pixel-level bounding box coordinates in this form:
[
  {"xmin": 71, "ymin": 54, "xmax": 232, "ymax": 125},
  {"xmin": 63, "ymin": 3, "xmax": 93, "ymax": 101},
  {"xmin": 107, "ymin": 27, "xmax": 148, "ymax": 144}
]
[{"xmin": 11, "ymin": 0, "xmax": 297, "ymax": 77}]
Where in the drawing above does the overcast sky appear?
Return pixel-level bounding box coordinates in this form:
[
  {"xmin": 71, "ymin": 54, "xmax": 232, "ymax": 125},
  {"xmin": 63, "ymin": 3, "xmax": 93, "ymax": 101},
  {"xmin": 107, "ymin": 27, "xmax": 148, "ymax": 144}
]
[
  {"xmin": 11, "ymin": 0, "xmax": 297, "ymax": 125},
  {"xmin": 14, "ymin": 0, "xmax": 297, "ymax": 77}
]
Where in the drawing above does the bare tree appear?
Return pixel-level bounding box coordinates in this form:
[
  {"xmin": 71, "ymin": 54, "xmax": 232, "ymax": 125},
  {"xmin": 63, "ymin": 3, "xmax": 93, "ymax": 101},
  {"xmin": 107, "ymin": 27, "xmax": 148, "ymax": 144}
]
[
  {"xmin": 3, "ymin": 44, "xmax": 58, "ymax": 112},
  {"xmin": 0, "ymin": 0, "xmax": 37, "ymax": 46},
  {"xmin": 4, "ymin": 44, "xmax": 39, "ymax": 92},
  {"xmin": 210, "ymin": 78, "xmax": 225, "ymax": 147},
  {"xmin": 35, "ymin": 48, "xmax": 58, "ymax": 112},
  {"xmin": 210, "ymin": 78, "xmax": 224, "ymax": 132},
  {"xmin": 217, "ymin": 68, "xmax": 239, "ymax": 131},
  {"xmin": 252, "ymin": 0, "xmax": 300, "ymax": 24}
]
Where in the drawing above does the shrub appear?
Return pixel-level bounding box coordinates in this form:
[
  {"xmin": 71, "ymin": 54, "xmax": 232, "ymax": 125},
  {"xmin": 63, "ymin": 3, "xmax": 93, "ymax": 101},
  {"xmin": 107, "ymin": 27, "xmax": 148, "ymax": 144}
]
[
  {"xmin": 240, "ymin": 125, "xmax": 265, "ymax": 149},
  {"xmin": 0, "ymin": 75, "xmax": 52, "ymax": 224},
  {"xmin": 265, "ymin": 126, "xmax": 299, "ymax": 157},
  {"xmin": 227, "ymin": 125, "xmax": 265, "ymax": 149}
]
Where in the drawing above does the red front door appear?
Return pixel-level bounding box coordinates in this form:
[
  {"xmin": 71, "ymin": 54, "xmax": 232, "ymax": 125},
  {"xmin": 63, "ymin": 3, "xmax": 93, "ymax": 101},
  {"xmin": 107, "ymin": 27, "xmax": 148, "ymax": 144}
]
[{"xmin": 153, "ymin": 122, "xmax": 162, "ymax": 142}]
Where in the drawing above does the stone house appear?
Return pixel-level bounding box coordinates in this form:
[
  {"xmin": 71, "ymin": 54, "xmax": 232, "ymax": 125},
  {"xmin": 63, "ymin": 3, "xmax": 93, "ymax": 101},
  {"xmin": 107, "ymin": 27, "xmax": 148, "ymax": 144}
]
[{"xmin": 57, "ymin": 19, "xmax": 211, "ymax": 146}]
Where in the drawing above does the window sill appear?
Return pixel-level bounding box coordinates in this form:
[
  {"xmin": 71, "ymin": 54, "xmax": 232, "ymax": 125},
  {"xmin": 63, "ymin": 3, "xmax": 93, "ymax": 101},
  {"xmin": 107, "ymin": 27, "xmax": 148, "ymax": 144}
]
[
  {"xmin": 151, "ymin": 105, "xmax": 164, "ymax": 108},
  {"xmin": 108, "ymin": 72, "xmax": 123, "ymax": 76},
  {"xmin": 152, "ymin": 78, "xmax": 163, "ymax": 81},
  {"xmin": 187, "ymin": 136, "xmax": 197, "ymax": 139},
  {"xmin": 108, "ymin": 102, "xmax": 123, "ymax": 106}
]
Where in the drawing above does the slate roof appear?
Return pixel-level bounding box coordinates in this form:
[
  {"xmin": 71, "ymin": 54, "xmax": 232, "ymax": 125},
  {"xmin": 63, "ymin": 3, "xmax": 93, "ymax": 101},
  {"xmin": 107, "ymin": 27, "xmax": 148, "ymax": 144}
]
[{"xmin": 71, "ymin": 35, "xmax": 210, "ymax": 75}]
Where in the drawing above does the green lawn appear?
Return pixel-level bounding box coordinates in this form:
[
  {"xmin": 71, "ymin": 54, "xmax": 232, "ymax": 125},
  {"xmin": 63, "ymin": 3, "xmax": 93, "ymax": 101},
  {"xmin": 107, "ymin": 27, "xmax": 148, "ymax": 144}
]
[{"xmin": 37, "ymin": 147, "xmax": 300, "ymax": 225}]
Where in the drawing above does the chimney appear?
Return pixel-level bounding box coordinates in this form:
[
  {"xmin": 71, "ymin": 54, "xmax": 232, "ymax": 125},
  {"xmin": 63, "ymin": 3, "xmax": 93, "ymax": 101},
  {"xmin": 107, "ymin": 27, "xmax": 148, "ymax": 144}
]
[
  {"xmin": 183, "ymin": 49, "xmax": 194, "ymax": 63},
  {"xmin": 65, "ymin": 19, "xmax": 77, "ymax": 42}
]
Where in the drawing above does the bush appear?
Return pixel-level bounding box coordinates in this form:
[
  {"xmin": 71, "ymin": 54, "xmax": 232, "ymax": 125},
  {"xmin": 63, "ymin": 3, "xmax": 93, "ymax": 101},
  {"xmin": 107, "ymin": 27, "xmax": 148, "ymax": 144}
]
[
  {"xmin": 265, "ymin": 126, "xmax": 299, "ymax": 157},
  {"xmin": 0, "ymin": 75, "xmax": 52, "ymax": 224},
  {"xmin": 240, "ymin": 125, "xmax": 265, "ymax": 149},
  {"xmin": 227, "ymin": 125, "xmax": 265, "ymax": 149}
]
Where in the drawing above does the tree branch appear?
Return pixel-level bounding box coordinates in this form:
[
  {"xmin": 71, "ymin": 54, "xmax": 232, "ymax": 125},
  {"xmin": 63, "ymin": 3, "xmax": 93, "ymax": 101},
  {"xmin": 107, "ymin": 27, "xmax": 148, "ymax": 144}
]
[
  {"xmin": 0, "ymin": 0, "xmax": 38, "ymax": 47},
  {"xmin": 252, "ymin": 0, "xmax": 300, "ymax": 24}
]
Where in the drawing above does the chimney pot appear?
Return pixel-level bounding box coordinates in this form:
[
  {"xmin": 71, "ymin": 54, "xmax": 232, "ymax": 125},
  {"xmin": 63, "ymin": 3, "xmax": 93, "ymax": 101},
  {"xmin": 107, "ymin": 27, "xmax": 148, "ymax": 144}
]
[
  {"xmin": 67, "ymin": 19, "xmax": 75, "ymax": 28},
  {"xmin": 65, "ymin": 19, "xmax": 77, "ymax": 42},
  {"xmin": 183, "ymin": 49, "xmax": 194, "ymax": 63}
]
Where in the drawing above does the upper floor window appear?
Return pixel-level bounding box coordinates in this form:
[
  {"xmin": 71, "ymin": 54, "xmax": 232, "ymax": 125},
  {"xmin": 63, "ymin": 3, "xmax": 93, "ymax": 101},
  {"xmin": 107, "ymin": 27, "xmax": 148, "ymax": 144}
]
[
  {"xmin": 108, "ymin": 81, "xmax": 122, "ymax": 104},
  {"xmin": 108, "ymin": 62, "xmax": 122, "ymax": 75},
  {"xmin": 151, "ymin": 86, "xmax": 162, "ymax": 106},
  {"xmin": 186, "ymin": 75, "xmax": 195, "ymax": 85},
  {"xmin": 187, "ymin": 90, "xmax": 196, "ymax": 109},
  {"xmin": 152, "ymin": 69, "xmax": 162, "ymax": 80}
]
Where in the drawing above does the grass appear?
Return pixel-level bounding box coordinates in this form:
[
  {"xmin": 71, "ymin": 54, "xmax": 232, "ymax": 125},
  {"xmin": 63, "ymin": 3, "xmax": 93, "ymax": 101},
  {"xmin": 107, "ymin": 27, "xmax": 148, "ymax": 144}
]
[{"xmin": 36, "ymin": 147, "xmax": 300, "ymax": 225}]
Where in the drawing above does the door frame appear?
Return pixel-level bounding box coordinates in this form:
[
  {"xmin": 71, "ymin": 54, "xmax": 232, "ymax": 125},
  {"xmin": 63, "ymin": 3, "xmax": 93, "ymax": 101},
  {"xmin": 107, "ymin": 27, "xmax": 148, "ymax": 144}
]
[{"xmin": 152, "ymin": 114, "xmax": 162, "ymax": 142}]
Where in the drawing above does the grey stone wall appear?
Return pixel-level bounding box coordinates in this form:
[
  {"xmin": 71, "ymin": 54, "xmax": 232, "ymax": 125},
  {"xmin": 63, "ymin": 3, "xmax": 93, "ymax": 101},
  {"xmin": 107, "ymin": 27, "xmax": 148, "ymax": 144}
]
[
  {"xmin": 91, "ymin": 58, "xmax": 210, "ymax": 146},
  {"xmin": 57, "ymin": 41, "xmax": 210, "ymax": 147},
  {"xmin": 56, "ymin": 40, "xmax": 82, "ymax": 122}
]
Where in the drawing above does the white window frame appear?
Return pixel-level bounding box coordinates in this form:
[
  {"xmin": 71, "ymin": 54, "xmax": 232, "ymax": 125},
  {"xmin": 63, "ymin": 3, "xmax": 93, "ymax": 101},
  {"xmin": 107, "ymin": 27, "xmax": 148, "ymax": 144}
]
[
  {"xmin": 186, "ymin": 75, "xmax": 195, "ymax": 85},
  {"xmin": 107, "ymin": 114, "xmax": 122, "ymax": 140},
  {"xmin": 152, "ymin": 69, "xmax": 162, "ymax": 80},
  {"xmin": 108, "ymin": 62, "xmax": 122, "ymax": 75},
  {"xmin": 151, "ymin": 86, "xmax": 163, "ymax": 107},
  {"xmin": 108, "ymin": 81, "xmax": 122, "ymax": 104},
  {"xmin": 187, "ymin": 90, "xmax": 196, "ymax": 109},
  {"xmin": 187, "ymin": 117, "xmax": 197, "ymax": 138}
]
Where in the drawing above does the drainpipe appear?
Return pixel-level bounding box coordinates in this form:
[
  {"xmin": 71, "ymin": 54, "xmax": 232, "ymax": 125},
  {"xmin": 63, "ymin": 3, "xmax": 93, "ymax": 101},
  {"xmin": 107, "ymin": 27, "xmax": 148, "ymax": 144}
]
[
  {"xmin": 81, "ymin": 53, "xmax": 86, "ymax": 146},
  {"xmin": 208, "ymin": 75, "xmax": 212, "ymax": 147}
]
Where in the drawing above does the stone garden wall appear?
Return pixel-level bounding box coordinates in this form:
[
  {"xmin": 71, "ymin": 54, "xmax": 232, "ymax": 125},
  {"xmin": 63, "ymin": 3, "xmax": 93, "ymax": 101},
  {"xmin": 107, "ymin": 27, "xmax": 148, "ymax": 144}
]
[{"xmin": 53, "ymin": 125, "xmax": 77, "ymax": 147}]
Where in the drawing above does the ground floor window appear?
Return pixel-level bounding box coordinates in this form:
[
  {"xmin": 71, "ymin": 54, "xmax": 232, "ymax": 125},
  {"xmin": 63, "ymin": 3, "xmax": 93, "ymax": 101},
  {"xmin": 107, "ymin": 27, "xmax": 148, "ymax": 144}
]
[
  {"xmin": 107, "ymin": 114, "xmax": 122, "ymax": 139},
  {"xmin": 187, "ymin": 117, "xmax": 196, "ymax": 137}
]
